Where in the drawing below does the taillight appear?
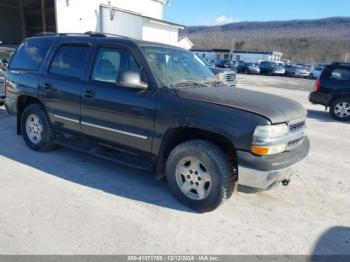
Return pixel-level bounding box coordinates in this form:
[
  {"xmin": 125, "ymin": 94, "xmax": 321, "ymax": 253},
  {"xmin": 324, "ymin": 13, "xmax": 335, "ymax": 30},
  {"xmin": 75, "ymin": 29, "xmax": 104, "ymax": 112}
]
[{"xmin": 314, "ymin": 80, "xmax": 321, "ymax": 92}]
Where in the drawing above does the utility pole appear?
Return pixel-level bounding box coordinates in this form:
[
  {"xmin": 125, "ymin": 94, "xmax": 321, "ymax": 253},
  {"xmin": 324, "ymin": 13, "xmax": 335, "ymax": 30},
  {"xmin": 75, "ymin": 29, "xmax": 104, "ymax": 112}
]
[
  {"xmin": 41, "ymin": 0, "xmax": 47, "ymax": 32},
  {"xmin": 230, "ymin": 38, "xmax": 235, "ymax": 60}
]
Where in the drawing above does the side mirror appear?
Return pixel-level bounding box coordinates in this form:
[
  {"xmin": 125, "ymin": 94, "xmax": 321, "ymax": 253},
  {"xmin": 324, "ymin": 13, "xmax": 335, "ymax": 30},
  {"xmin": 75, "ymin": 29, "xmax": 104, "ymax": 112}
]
[{"xmin": 118, "ymin": 71, "xmax": 148, "ymax": 89}]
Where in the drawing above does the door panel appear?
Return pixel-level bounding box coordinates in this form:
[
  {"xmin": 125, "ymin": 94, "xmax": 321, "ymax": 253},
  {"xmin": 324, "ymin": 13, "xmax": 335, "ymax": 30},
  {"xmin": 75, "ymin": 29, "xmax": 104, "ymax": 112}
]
[
  {"xmin": 38, "ymin": 75, "xmax": 84, "ymax": 132},
  {"xmin": 81, "ymin": 46, "xmax": 157, "ymax": 153},
  {"xmin": 39, "ymin": 44, "xmax": 91, "ymax": 133}
]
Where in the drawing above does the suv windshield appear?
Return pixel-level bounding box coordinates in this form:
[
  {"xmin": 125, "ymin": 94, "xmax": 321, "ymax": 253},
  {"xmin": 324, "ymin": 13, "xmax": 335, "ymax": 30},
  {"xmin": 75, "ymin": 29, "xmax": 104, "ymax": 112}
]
[{"xmin": 142, "ymin": 46, "xmax": 215, "ymax": 87}]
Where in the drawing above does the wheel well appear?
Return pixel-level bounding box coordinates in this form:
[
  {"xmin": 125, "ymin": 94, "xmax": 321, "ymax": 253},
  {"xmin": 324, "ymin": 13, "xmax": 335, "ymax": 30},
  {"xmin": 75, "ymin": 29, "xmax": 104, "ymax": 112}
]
[
  {"xmin": 156, "ymin": 127, "xmax": 237, "ymax": 179},
  {"xmin": 329, "ymin": 95, "xmax": 350, "ymax": 107},
  {"xmin": 16, "ymin": 96, "xmax": 44, "ymax": 135}
]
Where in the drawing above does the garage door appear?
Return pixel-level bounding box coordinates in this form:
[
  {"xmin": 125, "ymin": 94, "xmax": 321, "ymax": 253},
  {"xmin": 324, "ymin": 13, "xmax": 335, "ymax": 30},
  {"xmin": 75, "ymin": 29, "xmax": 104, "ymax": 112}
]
[
  {"xmin": 99, "ymin": 6, "xmax": 143, "ymax": 40},
  {"xmin": 0, "ymin": 0, "xmax": 22, "ymax": 43}
]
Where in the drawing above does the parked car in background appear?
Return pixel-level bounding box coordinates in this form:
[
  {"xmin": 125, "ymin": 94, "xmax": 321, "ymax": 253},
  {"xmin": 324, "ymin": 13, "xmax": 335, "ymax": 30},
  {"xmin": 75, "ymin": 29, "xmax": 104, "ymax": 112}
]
[
  {"xmin": 259, "ymin": 61, "xmax": 285, "ymax": 76},
  {"xmin": 5, "ymin": 33, "xmax": 309, "ymax": 212},
  {"xmin": 309, "ymin": 62, "xmax": 350, "ymax": 121},
  {"xmin": 215, "ymin": 59, "xmax": 236, "ymax": 69},
  {"xmin": 0, "ymin": 46, "xmax": 15, "ymax": 71},
  {"xmin": 237, "ymin": 62, "xmax": 260, "ymax": 75},
  {"xmin": 0, "ymin": 70, "xmax": 5, "ymax": 106},
  {"xmin": 199, "ymin": 57, "xmax": 236, "ymax": 86},
  {"xmin": 309, "ymin": 66, "xmax": 325, "ymax": 79},
  {"xmin": 285, "ymin": 65, "xmax": 310, "ymax": 78}
]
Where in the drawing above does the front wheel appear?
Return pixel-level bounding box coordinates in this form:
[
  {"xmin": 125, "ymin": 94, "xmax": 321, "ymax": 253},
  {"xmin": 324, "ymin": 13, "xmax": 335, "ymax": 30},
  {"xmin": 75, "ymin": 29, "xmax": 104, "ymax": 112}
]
[
  {"xmin": 21, "ymin": 104, "xmax": 56, "ymax": 151},
  {"xmin": 166, "ymin": 140, "xmax": 235, "ymax": 212},
  {"xmin": 330, "ymin": 98, "xmax": 350, "ymax": 121}
]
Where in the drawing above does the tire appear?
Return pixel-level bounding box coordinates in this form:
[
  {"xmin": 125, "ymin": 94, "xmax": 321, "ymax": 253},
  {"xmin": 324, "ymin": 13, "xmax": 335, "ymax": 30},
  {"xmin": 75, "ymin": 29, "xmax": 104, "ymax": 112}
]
[
  {"xmin": 21, "ymin": 104, "xmax": 56, "ymax": 151},
  {"xmin": 330, "ymin": 98, "xmax": 350, "ymax": 121},
  {"xmin": 166, "ymin": 140, "xmax": 234, "ymax": 212}
]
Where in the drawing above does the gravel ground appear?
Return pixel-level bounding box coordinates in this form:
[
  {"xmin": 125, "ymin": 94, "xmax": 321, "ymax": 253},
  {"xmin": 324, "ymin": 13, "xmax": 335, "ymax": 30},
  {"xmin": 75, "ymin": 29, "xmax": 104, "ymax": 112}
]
[{"xmin": 0, "ymin": 74, "xmax": 349, "ymax": 255}]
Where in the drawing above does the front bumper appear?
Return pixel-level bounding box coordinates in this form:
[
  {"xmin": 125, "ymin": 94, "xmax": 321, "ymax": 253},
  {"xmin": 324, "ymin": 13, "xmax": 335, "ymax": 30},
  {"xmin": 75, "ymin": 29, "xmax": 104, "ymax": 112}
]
[{"xmin": 237, "ymin": 137, "xmax": 310, "ymax": 190}]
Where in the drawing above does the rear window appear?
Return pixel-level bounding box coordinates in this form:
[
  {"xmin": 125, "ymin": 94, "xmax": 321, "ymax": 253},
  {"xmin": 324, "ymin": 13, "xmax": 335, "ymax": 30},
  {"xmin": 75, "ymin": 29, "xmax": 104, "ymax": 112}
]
[
  {"xmin": 330, "ymin": 68, "xmax": 350, "ymax": 81},
  {"xmin": 9, "ymin": 38, "xmax": 53, "ymax": 70},
  {"xmin": 49, "ymin": 45, "xmax": 89, "ymax": 79}
]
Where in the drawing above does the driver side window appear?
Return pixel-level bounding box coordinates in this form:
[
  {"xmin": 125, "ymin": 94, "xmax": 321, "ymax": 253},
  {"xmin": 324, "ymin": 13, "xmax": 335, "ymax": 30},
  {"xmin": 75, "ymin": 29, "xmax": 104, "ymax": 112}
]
[{"xmin": 91, "ymin": 47, "xmax": 142, "ymax": 84}]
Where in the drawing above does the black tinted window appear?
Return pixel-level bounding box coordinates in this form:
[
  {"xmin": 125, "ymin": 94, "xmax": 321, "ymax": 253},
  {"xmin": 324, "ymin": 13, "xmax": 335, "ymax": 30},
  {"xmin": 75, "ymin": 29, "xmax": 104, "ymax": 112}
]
[
  {"xmin": 49, "ymin": 45, "xmax": 89, "ymax": 79},
  {"xmin": 330, "ymin": 68, "xmax": 350, "ymax": 81},
  {"xmin": 9, "ymin": 38, "xmax": 53, "ymax": 70},
  {"xmin": 91, "ymin": 47, "xmax": 141, "ymax": 84}
]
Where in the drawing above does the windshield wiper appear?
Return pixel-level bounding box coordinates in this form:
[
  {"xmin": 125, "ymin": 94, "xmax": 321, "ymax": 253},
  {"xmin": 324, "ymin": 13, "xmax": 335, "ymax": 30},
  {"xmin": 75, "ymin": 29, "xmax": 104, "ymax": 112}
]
[{"xmin": 168, "ymin": 80, "xmax": 209, "ymax": 89}]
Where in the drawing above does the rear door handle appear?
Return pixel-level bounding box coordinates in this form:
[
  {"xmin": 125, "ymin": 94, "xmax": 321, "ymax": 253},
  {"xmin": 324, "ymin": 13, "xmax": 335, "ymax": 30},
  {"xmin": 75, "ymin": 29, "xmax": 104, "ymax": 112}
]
[{"xmin": 84, "ymin": 90, "xmax": 95, "ymax": 99}]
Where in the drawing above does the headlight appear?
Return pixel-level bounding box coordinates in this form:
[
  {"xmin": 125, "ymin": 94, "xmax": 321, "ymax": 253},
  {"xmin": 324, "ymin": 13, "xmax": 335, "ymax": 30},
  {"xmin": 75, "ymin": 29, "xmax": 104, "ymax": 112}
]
[
  {"xmin": 216, "ymin": 73, "xmax": 225, "ymax": 81},
  {"xmin": 252, "ymin": 124, "xmax": 289, "ymax": 156},
  {"xmin": 253, "ymin": 124, "xmax": 288, "ymax": 138}
]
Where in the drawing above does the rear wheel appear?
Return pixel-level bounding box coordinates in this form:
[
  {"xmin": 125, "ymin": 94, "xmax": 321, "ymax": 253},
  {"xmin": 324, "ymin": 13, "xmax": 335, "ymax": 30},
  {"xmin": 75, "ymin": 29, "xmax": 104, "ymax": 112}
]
[
  {"xmin": 21, "ymin": 104, "xmax": 56, "ymax": 151},
  {"xmin": 166, "ymin": 140, "xmax": 235, "ymax": 212},
  {"xmin": 330, "ymin": 98, "xmax": 350, "ymax": 121}
]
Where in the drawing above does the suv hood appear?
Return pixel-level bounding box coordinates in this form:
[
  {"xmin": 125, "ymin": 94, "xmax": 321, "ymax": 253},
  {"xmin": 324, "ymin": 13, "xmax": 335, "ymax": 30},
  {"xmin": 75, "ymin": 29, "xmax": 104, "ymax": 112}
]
[{"xmin": 176, "ymin": 87, "xmax": 306, "ymax": 124}]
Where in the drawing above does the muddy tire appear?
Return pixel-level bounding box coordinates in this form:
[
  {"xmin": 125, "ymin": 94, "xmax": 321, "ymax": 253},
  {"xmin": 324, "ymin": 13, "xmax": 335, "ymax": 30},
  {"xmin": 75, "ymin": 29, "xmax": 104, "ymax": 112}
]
[
  {"xmin": 166, "ymin": 140, "xmax": 234, "ymax": 213},
  {"xmin": 21, "ymin": 104, "xmax": 56, "ymax": 151}
]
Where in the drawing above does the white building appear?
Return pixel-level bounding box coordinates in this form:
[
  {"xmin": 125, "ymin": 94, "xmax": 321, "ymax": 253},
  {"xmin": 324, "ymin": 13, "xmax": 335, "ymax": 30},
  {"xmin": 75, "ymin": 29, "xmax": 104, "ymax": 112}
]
[
  {"xmin": 0, "ymin": 0, "xmax": 184, "ymax": 46},
  {"xmin": 233, "ymin": 50, "xmax": 283, "ymax": 63},
  {"xmin": 56, "ymin": 0, "xmax": 184, "ymax": 46},
  {"xmin": 178, "ymin": 37, "xmax": 194, "ymax": 50},
  {"xmin": 192, "ymin": 49, "xmax": 232, "ymax": 61}
]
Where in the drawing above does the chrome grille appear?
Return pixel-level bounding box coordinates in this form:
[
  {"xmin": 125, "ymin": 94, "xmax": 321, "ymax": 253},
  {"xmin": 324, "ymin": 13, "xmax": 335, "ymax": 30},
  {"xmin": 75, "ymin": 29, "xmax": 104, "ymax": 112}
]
[
  {"xmin": 286, "ymin": 118, "xmax": 306, "ymax": 150},
  {"xmin": 288, "ymin": 118, "xmax": 306, "ymax": 133},
  {"xmin": 287, "ymin": 137, "xmax": 304, "ymax": 150},
  {"xmin": 223, "ymin": 72, "xmax": 236, "ymax": 85}
]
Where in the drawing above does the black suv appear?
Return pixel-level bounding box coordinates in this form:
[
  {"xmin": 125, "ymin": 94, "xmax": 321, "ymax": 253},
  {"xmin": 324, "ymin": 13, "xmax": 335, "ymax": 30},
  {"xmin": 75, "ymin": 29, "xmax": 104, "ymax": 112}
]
[
  {"xmin": 5, "ymin": 33, "xmax": 309, "ymax": 212},
  {"xmin": 309, "ymin": 62, "xmax": 350, "ymax": 121}
]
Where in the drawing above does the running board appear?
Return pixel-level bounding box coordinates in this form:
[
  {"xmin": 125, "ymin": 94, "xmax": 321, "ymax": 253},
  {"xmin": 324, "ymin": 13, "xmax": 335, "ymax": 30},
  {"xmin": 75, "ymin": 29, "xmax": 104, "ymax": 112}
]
[{"xmin": 55, "ymin": 137, "xmax": 156, "ymax": 172}]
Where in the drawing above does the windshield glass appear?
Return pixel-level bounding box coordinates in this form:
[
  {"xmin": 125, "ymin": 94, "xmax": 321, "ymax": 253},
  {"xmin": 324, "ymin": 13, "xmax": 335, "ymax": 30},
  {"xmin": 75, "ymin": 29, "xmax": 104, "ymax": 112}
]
[{"xmin": 142, "ymin": 46, "xmax": 216, "ymax": 87}]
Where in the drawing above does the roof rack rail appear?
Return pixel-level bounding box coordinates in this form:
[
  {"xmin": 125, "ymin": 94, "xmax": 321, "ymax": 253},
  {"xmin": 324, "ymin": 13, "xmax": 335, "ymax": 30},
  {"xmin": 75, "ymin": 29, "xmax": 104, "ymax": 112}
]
[
  {"xmin": 84, "ymin": 31, "xmax": 131, "ymax": 39},
  {"xmin": 34, "ymin": 32, "xmax": 60, "ymax": 37},
  {"xmin": 84, "ymin": 31, "xmax": 106, "ymax": 37},
  {"xmin": 33, "ymin": 31, "xmax": 133, "ymax": 40}
]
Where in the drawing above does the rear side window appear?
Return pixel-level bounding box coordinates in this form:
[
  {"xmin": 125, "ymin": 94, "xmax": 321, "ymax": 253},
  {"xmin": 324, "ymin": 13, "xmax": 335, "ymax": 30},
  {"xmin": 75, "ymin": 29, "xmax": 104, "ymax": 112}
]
[
  {"xmin": 330, "ymin": 68, "xmax": 350, "ymax": 81},
  {"xmin": 9, "ymin": 38, "xmax": 53, "ymax": 70},
  {"xmin": 49, "ymin": 45, "xmax": 89, "ymax": 79}
]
